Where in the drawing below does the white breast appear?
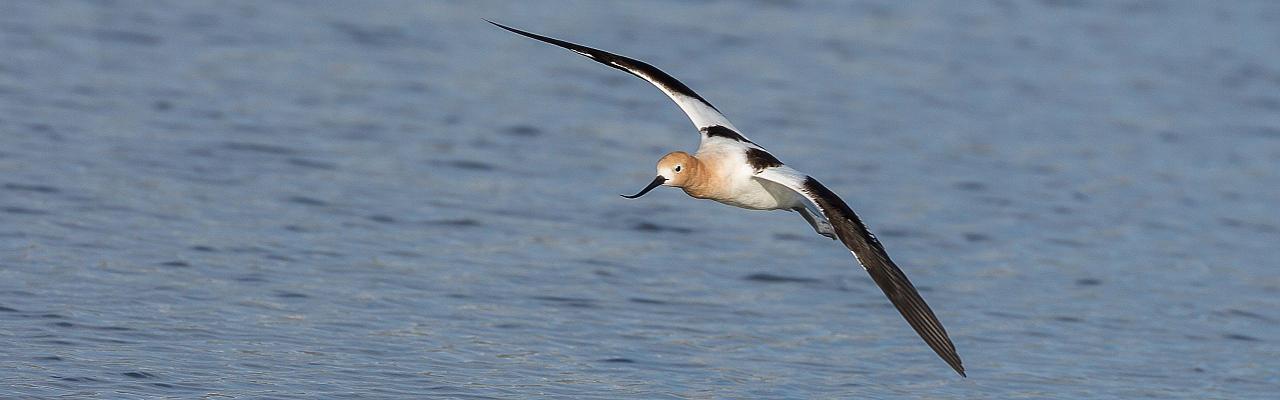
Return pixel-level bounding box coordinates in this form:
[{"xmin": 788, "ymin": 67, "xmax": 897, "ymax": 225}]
[
  {"xmin": 713, "ymin": 176, "xmax": 802, "ymax": 210},
  {"xmin": 692, "ymin": 150, "xmax": 797, "ymax": 210}
]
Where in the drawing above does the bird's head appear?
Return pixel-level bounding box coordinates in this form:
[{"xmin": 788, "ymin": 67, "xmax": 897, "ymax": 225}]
[{"xmin": 621, "ymin": 151, "xmax": 696, "ymax": 199}]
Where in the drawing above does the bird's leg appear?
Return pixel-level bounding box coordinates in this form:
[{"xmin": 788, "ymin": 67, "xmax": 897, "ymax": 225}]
[{"xmin": 795, "ymin": 206, "xmax": 837, "ymax": 240}]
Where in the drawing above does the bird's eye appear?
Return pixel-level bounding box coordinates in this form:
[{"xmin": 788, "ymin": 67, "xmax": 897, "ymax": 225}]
[{"xmin": 674, "ymin": 165, "xmax": 683, "ymax": 173}]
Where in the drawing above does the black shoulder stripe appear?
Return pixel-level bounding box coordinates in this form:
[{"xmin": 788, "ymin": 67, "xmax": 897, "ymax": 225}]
[
  {"xmin": 745, "ymin": 148, "xmax": 783, "ymax": 172},
  {"xmin": 487, "ymin": 20, "xmax": 718, "ymax": 111},
  {"xmin": 701, "ymin": 125, "xmax": 754, "ymax": 144}
]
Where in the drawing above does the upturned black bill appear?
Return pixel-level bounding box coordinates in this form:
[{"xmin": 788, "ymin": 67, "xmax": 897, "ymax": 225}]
[{"xmin": 621, "ymin": 176, "xmax": 666, "ymax": 199}]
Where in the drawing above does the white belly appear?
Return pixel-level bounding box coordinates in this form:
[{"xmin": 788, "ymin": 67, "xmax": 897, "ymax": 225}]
[{"xmin": 712, "ymin": 177, "xmax": 803, "ymax": 210}]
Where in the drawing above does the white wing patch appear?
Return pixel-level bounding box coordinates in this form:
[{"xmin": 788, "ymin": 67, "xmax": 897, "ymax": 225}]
[{"xmin": 753, "ymin": 166, "xmax": 811, "ymax": 198}]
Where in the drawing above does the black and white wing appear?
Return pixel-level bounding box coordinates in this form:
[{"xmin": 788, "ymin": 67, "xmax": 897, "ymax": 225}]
[
  {"xmin": 755, "ymin": 166, "xmax": 966, "ymax": 377},
  {"xmin": 488, "ymin": 20, "xmax": 757, "ymax": 149}
]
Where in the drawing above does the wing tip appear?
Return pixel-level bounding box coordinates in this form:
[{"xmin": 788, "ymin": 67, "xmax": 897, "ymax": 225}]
[
  {"xmin": 484, "ymin": 19, "xmax": 526, "ymax": 37},
  {"xmin": 915, "ymin": 313, "xmax": 966, "ymax": 377},
  {"xmin": 942, "ymin": 348, "xmax": 966, "ymax": 377},
  {"xmin": 948, "ymin": 356, "xmax": 966, "ymax": 377}
]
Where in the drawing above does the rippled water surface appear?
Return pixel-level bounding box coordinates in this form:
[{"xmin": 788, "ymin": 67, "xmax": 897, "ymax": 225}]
[{"xmin": 3, "ymin": 1, "xmax": 1279, "ymax": 398}]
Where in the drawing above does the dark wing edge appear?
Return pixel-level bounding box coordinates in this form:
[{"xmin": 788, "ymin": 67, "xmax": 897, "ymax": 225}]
[
  {"xmin": 802, "ymin": 177, "xmax": 965, "ymax": 377},
  {"xmin": 484, "ymin": 20, "xmax": 715, "ymax": 109},
  {"xmin": 754, "ymin": 168, "xmax": 965, "ymax": 377},
  {"xmin": 485, "ymin": 20, "xmax": 745, "ymax": 139}
]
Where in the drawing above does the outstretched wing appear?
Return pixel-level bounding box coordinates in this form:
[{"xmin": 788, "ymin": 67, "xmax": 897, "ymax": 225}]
[
  {"xmin": 487, "ymin": 20, "xmax": 757, "ymax": 148},
  {"xmin": 756, "ymin": 166, "xmax": 966, "ymax": 377}
]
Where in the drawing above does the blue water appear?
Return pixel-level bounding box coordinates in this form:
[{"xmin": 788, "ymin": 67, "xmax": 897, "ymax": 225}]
[{"xmin": 2, "ymin": 1, "xmax": 1278, "ymax": 398}]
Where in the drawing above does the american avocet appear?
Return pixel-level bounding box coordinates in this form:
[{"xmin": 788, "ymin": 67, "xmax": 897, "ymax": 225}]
[{"xmin": 489, "ymin": 20, "xmax": 965, "ymax": 377}]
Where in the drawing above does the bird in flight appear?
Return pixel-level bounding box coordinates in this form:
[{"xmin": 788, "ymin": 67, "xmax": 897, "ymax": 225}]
[{"xmin": 488, "ymin": 20, "xmax": 965, "ymax": 377}]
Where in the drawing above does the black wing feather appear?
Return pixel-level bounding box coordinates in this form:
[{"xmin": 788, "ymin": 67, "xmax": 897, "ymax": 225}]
[
  {"xmin": 486, "ymin": 20, "xmax": 718, "ymax": 111},
  {"xmin": 802, "ymin": 177, "xmax": 966, "ymax": 377},
  {"xmin": 487, "ymin": 20, "xmax": 750, "ymax": 142}
]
